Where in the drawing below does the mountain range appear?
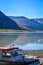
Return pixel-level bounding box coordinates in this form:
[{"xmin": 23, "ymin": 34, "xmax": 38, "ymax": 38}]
[{"xmin": 0, "ymin": 11, "xmax": 43, "ymax": 31}]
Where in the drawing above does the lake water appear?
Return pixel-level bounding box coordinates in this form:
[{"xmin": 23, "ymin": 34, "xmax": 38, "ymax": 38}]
[
  {"xmin": 0, "ymin": 32, "xmax": 43, "ymax": 50},
  {"xmin": 19, "ymin": 43, "xmax": 43, "ymax": 50}
]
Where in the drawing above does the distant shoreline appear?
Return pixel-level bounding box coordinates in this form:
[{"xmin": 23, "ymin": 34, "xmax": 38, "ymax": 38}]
[{"xmin": 0, "ymin": 29, "xmax": 43, "ymax": 32}]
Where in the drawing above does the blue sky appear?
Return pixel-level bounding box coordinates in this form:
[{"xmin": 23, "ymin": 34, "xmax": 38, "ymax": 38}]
[{"xmin": 0, "ymin": 0, "xmax": 43, "ymax": 18}]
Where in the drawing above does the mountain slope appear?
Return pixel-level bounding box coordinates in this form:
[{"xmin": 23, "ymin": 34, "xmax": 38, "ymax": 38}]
[
  {"xmin": 0, "ymin": 11, "xmax": 22, "ymax": 30},
  {"xmin": 9, "ymin": 16, "xmax": 43, "ymax": 30}
]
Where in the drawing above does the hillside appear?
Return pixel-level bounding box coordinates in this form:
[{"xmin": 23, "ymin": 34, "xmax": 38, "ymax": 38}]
[
  {"xmin": 0, "ymin": 11, "xmax": 22, "ymax": 30},
  {"xmin": 9, "ymin": 16, "xmax": 43, "ymax": 30}
]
